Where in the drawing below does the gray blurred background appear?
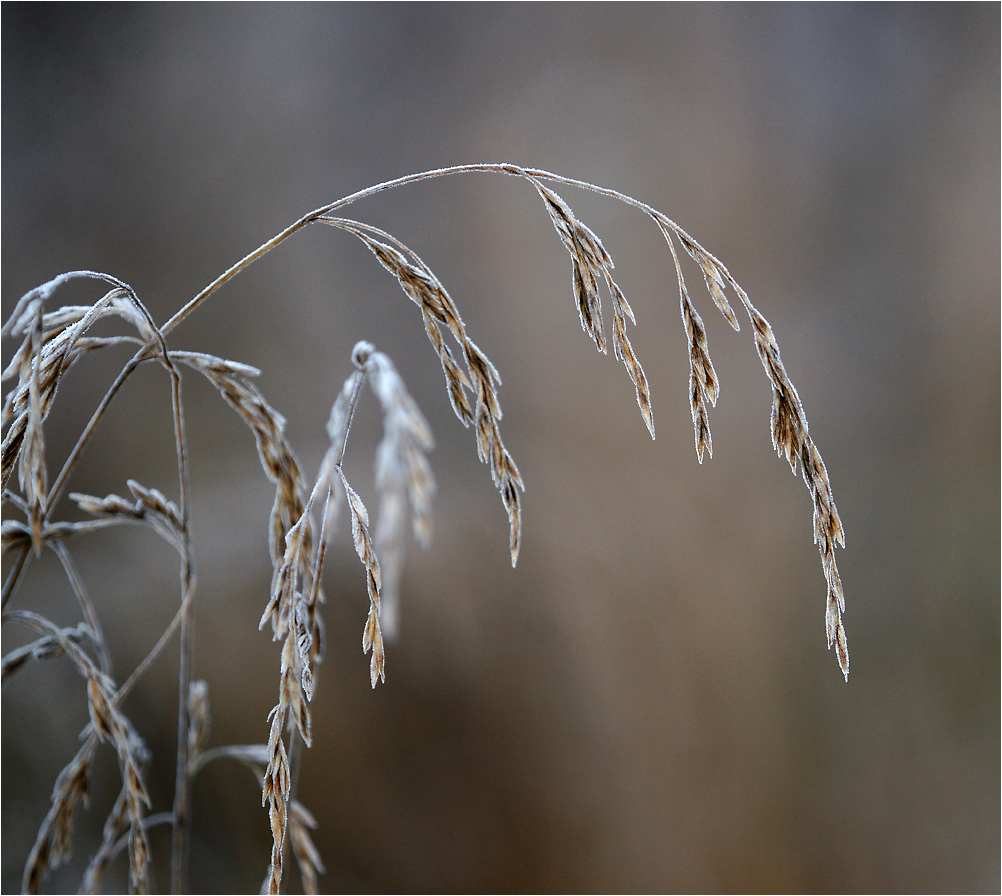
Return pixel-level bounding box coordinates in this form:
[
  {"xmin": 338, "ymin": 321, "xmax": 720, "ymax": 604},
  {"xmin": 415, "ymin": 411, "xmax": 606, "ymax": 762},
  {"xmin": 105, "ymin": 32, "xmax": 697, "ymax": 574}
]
[{"xmin": 2, "ymin": 4, "xmax": 998, "ymax": 893}]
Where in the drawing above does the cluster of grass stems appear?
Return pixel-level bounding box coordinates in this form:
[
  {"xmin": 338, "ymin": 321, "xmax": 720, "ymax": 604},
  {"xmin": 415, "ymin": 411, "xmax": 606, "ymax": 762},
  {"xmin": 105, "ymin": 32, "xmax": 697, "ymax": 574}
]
[{"xmin": 1, "ymin": 164, "xmax": 848, "ymax": 893}]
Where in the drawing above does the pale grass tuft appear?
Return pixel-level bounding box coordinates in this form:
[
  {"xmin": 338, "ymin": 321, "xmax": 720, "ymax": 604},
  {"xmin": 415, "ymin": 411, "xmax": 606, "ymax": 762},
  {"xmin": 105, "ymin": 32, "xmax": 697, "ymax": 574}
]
[
  {"xmin": 367, "ymin": 348, "xmax": 436, "ymax": 640},
  {"xmin": 2, "ymin": 164, "xmax": 849, "ymax": 893}
]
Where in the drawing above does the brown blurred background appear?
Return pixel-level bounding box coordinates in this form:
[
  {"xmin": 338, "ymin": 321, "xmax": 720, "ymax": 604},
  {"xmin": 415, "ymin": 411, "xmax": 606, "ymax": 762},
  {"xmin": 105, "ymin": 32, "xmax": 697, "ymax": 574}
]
[{"xmin": 2, "ymin": 5, "xmax": 999, "ymax": 893}]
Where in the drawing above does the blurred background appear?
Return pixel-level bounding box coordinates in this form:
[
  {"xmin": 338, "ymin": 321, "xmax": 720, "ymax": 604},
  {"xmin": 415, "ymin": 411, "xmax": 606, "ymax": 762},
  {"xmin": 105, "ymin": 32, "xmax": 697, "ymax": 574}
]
[{"xmin": 2, "ymin": 5, "xmax": 998, "ymax": 893}]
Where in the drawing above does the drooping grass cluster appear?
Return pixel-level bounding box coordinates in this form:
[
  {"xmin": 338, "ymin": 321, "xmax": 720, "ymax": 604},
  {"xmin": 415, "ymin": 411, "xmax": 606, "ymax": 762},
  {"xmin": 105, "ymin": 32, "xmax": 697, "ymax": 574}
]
[{"xmin": 1, "ymin": 164, "xmax": 847, "ymax": 894}]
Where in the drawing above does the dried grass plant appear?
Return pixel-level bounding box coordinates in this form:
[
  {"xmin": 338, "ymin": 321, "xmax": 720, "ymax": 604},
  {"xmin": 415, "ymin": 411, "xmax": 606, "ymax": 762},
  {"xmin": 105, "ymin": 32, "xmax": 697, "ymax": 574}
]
[{"xmin": 1, "ymin": 164, "xmax": 848, "ymax": 894}]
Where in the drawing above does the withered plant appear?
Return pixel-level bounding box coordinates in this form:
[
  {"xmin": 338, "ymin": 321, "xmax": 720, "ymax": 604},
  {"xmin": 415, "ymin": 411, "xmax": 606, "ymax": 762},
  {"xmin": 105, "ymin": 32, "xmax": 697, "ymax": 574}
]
[{"xmin": 1, "ymin": 164, "xmax": 847, "ymax": 894}]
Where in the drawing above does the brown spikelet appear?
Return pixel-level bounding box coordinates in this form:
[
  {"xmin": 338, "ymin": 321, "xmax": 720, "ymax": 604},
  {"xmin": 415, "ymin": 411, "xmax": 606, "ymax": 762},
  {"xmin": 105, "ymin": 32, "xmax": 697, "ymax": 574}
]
[
  {"xmin": 727, "ymin": 277, "xmax": 849, "ymax": 678},
  {"xmin": 340, "ymin": 470, "xmax": 385, "ymax": 687},
  {"xmin": 606, "ymin": 275, "xmax": 655, "ymax": 438},
  {"xmin": 23, "ymin": 737, "xmax": 97, "ymax": 894},
  {"xmin": 70, "ymin": 481, "xmax": 186, "ymax": 555},
  {"xmin": 262, "ymin": 706, "xmax": 291, "ymax": 894},
  {"xmin": 529, "ymin": 177, "xmax": 608, "ymax": 352},
  {"xmin": 521, "ymin": 171, "xmax": 655, "ymax": 439},
  {"xmin": 677, "ymin": 234, "xmax": 741, "ymax": 332},
  {"xmin": 127, "ymin": 480, "xmax": 184, "ymax": 532},
  {"xmin": 289, "ymin": 800, "xmax": 326, "ymax": 896},
  {"xmin": 80, "ymin": 784, "xmax": 129, "ymax": 895},
  {"xmin": 656, "ymin": 219, "xmax": 718, "ymax": 462},
  {"xmin": 70, "ymin": 491, "xmax": 138, "ymax": 518}
]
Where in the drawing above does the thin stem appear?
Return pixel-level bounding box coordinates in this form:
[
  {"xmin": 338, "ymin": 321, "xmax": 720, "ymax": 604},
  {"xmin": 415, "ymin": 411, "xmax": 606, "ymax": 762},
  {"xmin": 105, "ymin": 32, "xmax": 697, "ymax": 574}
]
[
  {"xmin": 306, "ymin": 489, "xmax": 332, "ymax": 614},
  {"xmin": 170, "ymin": 569, "xmax": 195, "ymax": 895},
  {"xmin": 167, "ymin": 363, "xmax": 197, "ymax": 895},
  {"xmin": 1, "ymin": 542, "xmax": 29, "ymax": 611},
  {"xmin": 338, "ymin": 367, "xmax": 366, "ymax": 469},
  {"xmin": 159, "ymin": 163, "xmax": 704, "ymax": 339},
  {"xmin": 50, "ymin": 541, "xmax": 112, "ymax": 677},
  {"xmin": 115, "ymin": 592, "xmax": 187, "ymax": 705},
  {"xmin": 190, "ymin": 744, "xmax": 269, "ymax": 777}
]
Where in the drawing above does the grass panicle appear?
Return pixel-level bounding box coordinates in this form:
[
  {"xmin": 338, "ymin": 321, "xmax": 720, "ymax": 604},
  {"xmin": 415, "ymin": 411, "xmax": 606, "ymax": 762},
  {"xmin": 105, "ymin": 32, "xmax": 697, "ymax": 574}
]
[{"xmin": 1, "ymin": 164, "xmax": 848, "ymax": 894}]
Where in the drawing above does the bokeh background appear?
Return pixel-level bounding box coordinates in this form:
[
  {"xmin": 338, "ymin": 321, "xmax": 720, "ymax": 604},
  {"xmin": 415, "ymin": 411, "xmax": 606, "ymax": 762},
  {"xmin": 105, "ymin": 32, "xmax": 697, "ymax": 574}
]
[{"xmin": 3, "ymin": 5, "xmax": 998, "ymax": 893}]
